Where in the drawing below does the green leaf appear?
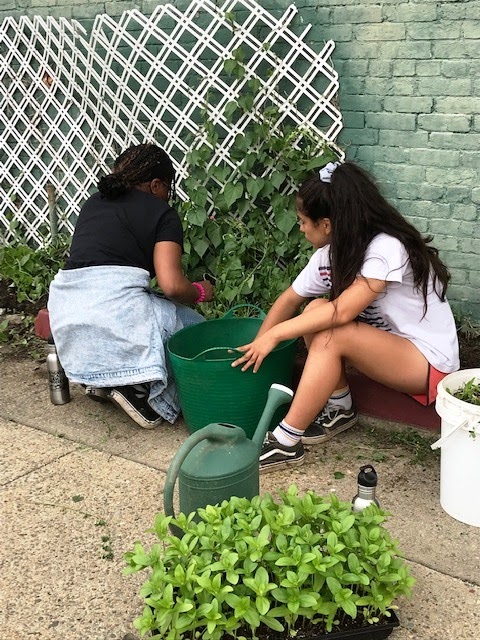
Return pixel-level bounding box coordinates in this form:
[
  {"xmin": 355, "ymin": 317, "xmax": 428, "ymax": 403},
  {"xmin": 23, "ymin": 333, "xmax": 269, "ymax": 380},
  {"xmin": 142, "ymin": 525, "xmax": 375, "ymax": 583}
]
[
  {"xmin": 270, "ymin": 171, "xmax": 287, "ymax": 189},
  {"xmin": 298, "ymin": 594, "xmax": 318, "ymax": 608},
  {"xmin": 326, "ymin": 576, "xmax": 342, "ymax": 595},
  {"xmin": 72, "ymin": 495, "xmax": 84, "ymax": 503},
  {"xmin": 206, "ymin": 223, "xmax": 222, "ymax": 248},
  {"xmin": 223, "ymin": 182, "xmax": 244, "ymax": 208},
  {"xmin": 187, "ymin": 208, "xmax": 208, "ymax": 226},
  {"xmin": 224, "ymin": 57, "xmax": 245, "ymax": 79},
  {"xmin": 246, "ymin": 176, "xmax": 265, "ymax": 201},
  {"xmin": 340, "ymin": 598, "xmax": 357, "ymax": 619},
  {"xmin": 260, "ymin": 614, "xmax": 284, "ymax": 632},
  {"xmin": 256, "ymin": 595, "xmax": 270, "ymax": 615},
  {"xmin": 274, "ymin": 209, "xmax": 296, "ymax": 236},
  {"xmin": 379, "ymin": 573, "xmax": 402, "ymax": 583},
  {"xmin": 192, "ymin": 186, "xmax": 209, "ymax": 208},
  {"xmin": 333, "ymin": 471, "xmax": 345, "ymax": 480},
  {"xmin": 193, "ymin": 237, "xmax": 210, "ymax": 258},
  {"xmin": 224, "ymin": 100, "xmax": 239, "ymax": 120}
]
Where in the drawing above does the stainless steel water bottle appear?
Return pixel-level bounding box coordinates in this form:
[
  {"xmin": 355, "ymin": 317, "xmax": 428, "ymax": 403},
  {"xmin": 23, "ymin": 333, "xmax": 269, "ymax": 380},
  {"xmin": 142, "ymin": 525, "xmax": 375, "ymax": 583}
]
[
  {"xmin": 46, "ymin": 337, "xmax": 70, "ymax": 405},
  {"xmin": 352, "ymin": 464, "xmax": 380, "ymax": 512}
]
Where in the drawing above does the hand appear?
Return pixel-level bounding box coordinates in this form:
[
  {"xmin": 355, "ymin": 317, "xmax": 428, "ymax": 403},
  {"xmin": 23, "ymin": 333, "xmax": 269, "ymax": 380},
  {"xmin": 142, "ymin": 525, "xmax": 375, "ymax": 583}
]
[
  {"xmin": 231, "ymin": 332, "xmax": 279, "ymax": 373},
  {"xmin": 197, "ymin": 280, "xmax": 214, "ymax": 302}
]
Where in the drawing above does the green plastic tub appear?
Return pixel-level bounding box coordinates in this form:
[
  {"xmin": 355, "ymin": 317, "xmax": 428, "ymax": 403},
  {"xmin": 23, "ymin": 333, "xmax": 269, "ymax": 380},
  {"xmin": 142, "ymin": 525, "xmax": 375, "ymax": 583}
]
[{"xmin": 167, "ymin": 305, "xmax": 296, "ymax": 438}]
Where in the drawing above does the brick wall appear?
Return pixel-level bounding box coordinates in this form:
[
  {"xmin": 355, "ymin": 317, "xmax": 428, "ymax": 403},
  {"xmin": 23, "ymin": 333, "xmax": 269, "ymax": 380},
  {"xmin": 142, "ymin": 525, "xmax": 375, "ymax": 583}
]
[{"xmin": 2, "ymin": 0, "xmax": 479, "ymax": 319}]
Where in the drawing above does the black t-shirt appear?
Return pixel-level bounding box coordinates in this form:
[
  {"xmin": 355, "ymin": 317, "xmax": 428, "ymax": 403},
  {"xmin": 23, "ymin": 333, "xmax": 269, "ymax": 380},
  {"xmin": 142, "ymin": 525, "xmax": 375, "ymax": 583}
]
[{"xmin": 64, "ymin": 189, "xmax": 183, "ymax": 278}]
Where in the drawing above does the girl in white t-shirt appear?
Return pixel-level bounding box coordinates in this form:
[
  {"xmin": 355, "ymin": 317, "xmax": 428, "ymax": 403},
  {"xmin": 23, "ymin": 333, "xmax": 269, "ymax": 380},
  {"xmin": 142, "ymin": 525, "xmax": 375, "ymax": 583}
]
[{"xmin": 232, "ymin": 161, "xmax": 459, "ymax": 473}]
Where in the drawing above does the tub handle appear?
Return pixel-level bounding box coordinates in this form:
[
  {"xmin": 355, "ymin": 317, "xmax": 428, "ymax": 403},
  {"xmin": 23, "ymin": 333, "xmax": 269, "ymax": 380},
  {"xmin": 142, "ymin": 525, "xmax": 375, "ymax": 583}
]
[
  {"xmin": 431, "ymin": 417, "xmax": 468, "ymax": 450},
  {"xmin": 191, "ymin": 346, "xmax": 244, "ymax": 361}
]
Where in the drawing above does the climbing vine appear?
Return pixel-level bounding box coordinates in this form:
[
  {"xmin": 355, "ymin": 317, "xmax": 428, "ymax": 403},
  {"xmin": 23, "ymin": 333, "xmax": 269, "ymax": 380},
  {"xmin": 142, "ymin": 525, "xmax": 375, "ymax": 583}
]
[{"xmin": 179, "ymin": 49, "xmax": 340, "ymax": 316}]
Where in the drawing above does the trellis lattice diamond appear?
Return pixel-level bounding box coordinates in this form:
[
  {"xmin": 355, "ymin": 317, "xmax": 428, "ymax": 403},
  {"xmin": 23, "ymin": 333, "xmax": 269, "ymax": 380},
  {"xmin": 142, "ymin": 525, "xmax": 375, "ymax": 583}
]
[{"xmin": 0, "ymin": 0, "xmax": 342, "ymax": 247}]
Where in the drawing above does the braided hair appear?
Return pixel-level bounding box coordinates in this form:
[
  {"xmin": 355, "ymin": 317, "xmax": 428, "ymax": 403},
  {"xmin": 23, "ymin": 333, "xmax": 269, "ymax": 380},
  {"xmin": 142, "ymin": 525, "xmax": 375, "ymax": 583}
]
[
  {"xmin": 297, "ymin": 162, "xmax": 451, "ymax": 309},
  {"xmin": 98, "ymin": 143, "xmax": 175, "ymax": 199}
]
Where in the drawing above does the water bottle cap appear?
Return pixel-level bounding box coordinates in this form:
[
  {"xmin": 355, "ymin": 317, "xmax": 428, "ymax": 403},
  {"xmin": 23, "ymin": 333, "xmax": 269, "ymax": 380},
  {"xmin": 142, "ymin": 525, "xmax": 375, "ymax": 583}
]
[{"xmin": 358, "ymin": 464, "xmax": 378, "ymax": 487}]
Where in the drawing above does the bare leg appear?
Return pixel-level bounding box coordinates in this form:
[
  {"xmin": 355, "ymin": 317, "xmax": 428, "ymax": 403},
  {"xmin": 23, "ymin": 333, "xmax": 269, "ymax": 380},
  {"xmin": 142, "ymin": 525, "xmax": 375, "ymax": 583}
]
[
  {"xmin": 302, "ymin": 298, "xmax": 348, "ymax": 392},
  {"xmin": 285, "ymin": 316, "xmax": 429, "ymax": 431}
]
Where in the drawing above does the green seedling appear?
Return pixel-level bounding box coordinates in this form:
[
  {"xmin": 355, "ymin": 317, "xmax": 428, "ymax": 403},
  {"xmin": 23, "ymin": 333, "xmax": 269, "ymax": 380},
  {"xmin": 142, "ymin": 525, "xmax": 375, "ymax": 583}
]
[
  {"xmin": 125, "ymin": 485, "xmax": 414, "ymax": 639},
  {"xmin": 447, "ymin": 378, "xmax": 480, "ymax": 406}
]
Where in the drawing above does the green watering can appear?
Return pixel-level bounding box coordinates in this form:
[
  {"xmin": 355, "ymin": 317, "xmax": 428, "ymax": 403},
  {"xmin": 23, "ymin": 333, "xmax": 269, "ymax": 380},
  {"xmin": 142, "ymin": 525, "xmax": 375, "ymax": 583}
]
[{"xmin": 164, "ymin": 383, "xmax": 294, "ymax": 536}]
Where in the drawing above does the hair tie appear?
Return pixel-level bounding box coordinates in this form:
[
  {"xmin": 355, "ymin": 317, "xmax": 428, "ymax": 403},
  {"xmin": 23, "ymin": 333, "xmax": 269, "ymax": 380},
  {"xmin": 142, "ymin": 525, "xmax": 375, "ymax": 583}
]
[{"xmin": 319, "ymin": 161, "xmax": 341, "ymax": 183}]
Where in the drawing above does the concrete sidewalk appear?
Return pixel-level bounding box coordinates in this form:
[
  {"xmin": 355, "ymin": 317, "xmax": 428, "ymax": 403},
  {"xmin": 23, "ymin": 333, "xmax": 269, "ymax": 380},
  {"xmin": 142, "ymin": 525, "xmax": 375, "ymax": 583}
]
[{"xmin": 1, "ymin": 348, "xmax": 479, "ymax": 640}]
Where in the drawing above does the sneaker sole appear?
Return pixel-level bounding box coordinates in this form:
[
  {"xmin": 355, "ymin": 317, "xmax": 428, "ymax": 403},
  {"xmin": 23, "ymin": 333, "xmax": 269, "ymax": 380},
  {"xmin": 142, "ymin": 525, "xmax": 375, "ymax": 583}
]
[
  {"xmin": 301, "ymin": 416, "xmax": 358, "ymax": 445},
  {"xmin": 259, "ymin": 453, "xmax": 306, "ymax": 475},
  {"xmin": 108, "ymin": 389, "xmax": 163, "ymax": 429}
]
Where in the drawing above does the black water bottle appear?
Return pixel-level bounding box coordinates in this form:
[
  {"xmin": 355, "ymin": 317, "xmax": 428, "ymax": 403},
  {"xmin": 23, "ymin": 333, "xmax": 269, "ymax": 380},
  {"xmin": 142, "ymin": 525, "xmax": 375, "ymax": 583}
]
[
  {"xmin": 46, "ymin": 337, "xmax": 70, "ymax": 405},
  {"xmin": 352, "ymin": 465, "xmax": 380, "ymax": 512}
]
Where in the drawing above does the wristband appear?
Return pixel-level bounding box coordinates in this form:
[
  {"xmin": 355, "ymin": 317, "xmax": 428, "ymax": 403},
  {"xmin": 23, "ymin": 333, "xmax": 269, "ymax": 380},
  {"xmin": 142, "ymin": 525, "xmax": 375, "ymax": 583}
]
[{"xmin": 192, "ymin": 282, "xmax": 206, "ymax": 304}]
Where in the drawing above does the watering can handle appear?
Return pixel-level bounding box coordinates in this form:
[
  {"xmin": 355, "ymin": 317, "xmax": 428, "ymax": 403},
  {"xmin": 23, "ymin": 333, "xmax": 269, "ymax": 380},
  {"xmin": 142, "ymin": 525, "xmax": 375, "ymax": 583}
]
[
  {"xmin": 164, "ymin": 424, "xmax": 241, "ymax": 536},
  {"xmin": 191, "ymin": 346, "xmax": 243, "ymax": 361},
  {"xmin": 222, "ymin": 304, "xmax": 266, "ymax": 320},
  {"xmin": 164, "ymin": 429, "xmax": 212, "ymax": 528},
  {"xmin": 430, "ymin": 416, "xmax": 468, "ymax": 450}
]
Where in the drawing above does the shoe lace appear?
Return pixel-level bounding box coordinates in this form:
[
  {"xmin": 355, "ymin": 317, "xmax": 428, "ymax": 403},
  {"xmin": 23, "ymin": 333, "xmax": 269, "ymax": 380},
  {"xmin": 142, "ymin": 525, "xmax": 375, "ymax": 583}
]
[{"xmin": 313, "ymin": 405, "xmax": 335, "ymax": 426}]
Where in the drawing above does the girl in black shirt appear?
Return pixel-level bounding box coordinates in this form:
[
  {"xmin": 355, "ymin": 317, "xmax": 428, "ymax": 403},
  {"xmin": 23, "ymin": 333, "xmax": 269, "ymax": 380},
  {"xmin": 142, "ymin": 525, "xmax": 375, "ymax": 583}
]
[{"xmin": 48, "ymin": 144, "xmax": 214, "ymax": 428}]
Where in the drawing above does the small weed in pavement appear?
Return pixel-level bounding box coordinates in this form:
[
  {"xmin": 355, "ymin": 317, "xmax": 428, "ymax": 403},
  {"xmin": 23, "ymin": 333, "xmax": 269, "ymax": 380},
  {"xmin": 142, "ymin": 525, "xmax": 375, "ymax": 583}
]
[
  {"xmin": 101, "ymin": 534, "xmax": 114, "ymax": 560},
  {"xmin": 96, "ymin": 519, "xmax": 114, "ymax": 559},
  {"xmin": 34, "ymin": 500, "xmax": 114, "ymax": 560}
]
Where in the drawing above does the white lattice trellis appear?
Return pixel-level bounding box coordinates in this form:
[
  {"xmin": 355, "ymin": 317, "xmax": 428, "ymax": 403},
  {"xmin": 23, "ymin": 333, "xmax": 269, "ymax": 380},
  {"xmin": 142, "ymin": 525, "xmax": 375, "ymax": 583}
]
[{"xmin": 0, "ymin": 0, "xmax": 342, "ymax": 247}]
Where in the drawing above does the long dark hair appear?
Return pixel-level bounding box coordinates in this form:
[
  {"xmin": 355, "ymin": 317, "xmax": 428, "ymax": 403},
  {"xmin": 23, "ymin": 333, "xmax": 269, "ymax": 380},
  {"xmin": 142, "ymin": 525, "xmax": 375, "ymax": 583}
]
[
  {"xmin": 297, "ymin": 162, "xmax": 450, "ymax": 307},
  {"xmin": 97, "ymin": 143, "xmax": 175, "ymax": 199}
]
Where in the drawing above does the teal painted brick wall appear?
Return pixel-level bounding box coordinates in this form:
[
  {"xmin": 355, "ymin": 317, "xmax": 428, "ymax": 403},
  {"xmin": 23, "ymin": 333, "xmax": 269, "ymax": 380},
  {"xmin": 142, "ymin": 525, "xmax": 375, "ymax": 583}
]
[{"xmin": 2, "ymin": 0, "xmax": 479, "ymax": 320}]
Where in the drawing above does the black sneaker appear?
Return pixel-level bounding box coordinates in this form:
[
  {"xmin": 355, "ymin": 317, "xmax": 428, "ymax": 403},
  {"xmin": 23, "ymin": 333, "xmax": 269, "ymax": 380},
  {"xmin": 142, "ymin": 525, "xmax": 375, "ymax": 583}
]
[
  {"xmin": 108, "ymin": 384, "xmax": 163, "ymax": 429},
  {"xmin": 259, "ymin": 432, "xmax": 305, "ymax": 474},
  {"xmin": 302, "ymin": 406, "xmax": 358, "ymax": 445}
]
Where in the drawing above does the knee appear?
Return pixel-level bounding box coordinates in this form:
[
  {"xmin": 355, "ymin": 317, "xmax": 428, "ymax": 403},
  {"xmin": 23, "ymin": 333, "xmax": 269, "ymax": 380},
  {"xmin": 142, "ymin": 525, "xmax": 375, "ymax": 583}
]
[
  {"xmin": 302, "ymin": 297, "xmax": 329, "ymax": 315},
  {"xmin": 309, "ymin": 321, "xmax": 357, "ymax": 353}
]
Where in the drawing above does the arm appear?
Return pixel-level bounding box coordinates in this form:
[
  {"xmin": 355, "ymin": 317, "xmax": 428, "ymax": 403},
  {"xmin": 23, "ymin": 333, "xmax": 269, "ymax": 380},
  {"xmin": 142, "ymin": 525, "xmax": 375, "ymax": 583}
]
[
  {"xmin": 153, "ymin": 241, "xmax": 214, "ymax": 304},
  {"xmin": 257, "ymin": 286, "xmax": 309, "ymax": 337},
  {"xmin": 233, "ymin": 277, "xmax": 386, "ymax": 372}
]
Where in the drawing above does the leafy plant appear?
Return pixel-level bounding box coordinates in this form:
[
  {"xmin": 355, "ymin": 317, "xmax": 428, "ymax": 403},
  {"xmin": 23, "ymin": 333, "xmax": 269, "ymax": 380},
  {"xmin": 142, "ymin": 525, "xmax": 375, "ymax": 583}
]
[
  {"xmin": 125, "ymin": 485, "xmax": 414, "ymax": 639},
  {"xmin": 0, "ymin": 312, "xmax": 44, "ymax": 359},
  {"xmin": 178, "ymin": 50, "xmax": 340, "ymax": 317},
  {"xmin": 447, "ymin": 378, "xmax": 480, "ymax": 407},
  {"xmin": 452, "ymin": 307, "xmax": 480, "ymax": 343},
  {"xmin": 0, "ymin": 234, "xmax": 71, "ymax": 305}
]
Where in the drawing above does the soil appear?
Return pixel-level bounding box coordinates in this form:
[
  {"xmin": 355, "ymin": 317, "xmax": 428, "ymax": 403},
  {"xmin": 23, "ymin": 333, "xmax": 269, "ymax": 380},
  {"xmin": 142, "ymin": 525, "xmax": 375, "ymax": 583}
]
[
  {"xmin": 1, "ymin": 279, "xmax": 479, "ymax": 369},
  {"xmin": 150, "ymin": 612, "xmax": 399, "ymax": 640},
  {"xmin": 247, "ymin": 613, "xmax": 398, "ymax": 639}
]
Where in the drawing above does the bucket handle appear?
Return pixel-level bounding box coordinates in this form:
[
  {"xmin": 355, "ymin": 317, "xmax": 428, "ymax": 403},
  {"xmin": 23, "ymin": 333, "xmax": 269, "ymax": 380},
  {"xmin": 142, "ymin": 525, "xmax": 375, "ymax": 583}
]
[
  {"xmin": 222, "ymin": 304, "xmax": 266, "ymax": 320},
  {"xmin": 191, "ymin": 346, "xmax": 244, "ymax": 361},
  {"xmin": 431, "ymin": 416, "xmax": 469, "ymax": 450}
]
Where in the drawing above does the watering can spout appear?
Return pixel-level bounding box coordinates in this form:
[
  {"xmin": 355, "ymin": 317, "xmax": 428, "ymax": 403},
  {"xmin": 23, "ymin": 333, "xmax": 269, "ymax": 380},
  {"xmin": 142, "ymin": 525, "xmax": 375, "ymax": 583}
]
[{"xmin": 252, "ymin": 383, "xmax": 294, "ymax": 452}]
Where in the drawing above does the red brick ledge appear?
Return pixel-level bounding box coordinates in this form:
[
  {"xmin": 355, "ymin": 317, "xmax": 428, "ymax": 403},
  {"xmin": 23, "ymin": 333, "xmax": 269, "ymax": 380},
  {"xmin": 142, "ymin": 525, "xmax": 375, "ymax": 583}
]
[
  {"xmin": 292, "ymin": 357, "xmax": 439, "ymax": 432},
  {"xmin": 347, "ymin": 369, "xmax": 439, "ymax": 431},
  {"xmin": 34, "ymin": 308, "xmax": 51, "ymax": 340}
]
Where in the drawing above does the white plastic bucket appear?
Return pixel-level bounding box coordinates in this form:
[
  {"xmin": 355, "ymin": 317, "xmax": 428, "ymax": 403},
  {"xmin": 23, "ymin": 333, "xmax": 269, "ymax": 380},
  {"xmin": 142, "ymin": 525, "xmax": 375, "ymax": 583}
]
[{"xmin": 432, "ymin": 369, "xmax": 480, "ymax": 527}]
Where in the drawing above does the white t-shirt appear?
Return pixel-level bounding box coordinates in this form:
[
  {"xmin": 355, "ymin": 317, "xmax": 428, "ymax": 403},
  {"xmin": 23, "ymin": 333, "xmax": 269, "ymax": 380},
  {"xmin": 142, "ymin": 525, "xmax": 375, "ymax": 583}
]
[{"xmin": 292, "ymin": 233, "xmax": 459, "ymax": 373}]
